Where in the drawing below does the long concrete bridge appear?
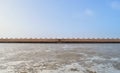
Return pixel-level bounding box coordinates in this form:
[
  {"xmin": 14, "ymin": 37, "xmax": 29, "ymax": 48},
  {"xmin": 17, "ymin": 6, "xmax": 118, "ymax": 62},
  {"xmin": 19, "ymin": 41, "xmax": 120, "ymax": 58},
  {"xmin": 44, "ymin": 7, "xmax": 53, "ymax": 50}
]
[{"xmin": 0, "ymin": 38, "xmax": 120, "ymax": 43}]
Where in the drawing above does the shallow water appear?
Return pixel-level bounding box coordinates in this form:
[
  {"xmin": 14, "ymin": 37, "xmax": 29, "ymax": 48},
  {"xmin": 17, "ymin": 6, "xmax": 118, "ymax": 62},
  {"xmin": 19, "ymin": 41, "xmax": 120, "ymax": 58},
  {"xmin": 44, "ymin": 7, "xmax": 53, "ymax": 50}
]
[{"xmin": 0, "ymin": 43, "xmax": 120, "ymax": 73}]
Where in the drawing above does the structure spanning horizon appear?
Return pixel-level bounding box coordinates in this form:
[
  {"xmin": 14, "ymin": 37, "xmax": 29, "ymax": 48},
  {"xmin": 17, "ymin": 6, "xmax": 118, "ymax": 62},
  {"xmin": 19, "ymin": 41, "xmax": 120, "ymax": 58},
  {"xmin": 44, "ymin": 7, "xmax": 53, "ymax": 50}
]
[{"xmin": 0, "ymin": 38, "xmax": 120, "ymax": 43}]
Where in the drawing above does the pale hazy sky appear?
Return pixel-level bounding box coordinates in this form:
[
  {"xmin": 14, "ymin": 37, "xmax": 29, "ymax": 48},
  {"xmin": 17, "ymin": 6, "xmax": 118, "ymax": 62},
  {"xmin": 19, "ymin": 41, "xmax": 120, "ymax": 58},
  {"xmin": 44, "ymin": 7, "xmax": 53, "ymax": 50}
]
[{"xmin": 0, "ymin": 0, "xmax": 120, "ymax": 38}]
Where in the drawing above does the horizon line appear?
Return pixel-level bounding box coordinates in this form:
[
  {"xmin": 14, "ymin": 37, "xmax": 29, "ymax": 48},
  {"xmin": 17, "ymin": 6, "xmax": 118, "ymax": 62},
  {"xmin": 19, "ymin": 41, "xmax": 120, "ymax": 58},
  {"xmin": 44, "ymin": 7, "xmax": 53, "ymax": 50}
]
[{"xmin": 0, "ymin": 38, "xmax": 120, "ymax": 39}]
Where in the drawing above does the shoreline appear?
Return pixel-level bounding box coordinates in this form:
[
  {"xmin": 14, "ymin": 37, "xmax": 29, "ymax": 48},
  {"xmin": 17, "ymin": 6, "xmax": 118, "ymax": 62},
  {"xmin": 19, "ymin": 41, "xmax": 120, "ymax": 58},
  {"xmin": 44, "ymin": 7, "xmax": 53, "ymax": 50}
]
[{"xmin": 0, "ymin": 38, "xmax": 120, "ymax": 43}]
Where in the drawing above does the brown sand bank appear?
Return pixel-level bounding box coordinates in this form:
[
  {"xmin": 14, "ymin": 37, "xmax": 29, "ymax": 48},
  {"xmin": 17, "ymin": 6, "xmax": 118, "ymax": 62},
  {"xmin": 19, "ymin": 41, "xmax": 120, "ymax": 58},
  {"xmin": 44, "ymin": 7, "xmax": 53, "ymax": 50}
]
[{"xmin": 0, "ymin": 38, "xmax": 120, "ymax": 43}]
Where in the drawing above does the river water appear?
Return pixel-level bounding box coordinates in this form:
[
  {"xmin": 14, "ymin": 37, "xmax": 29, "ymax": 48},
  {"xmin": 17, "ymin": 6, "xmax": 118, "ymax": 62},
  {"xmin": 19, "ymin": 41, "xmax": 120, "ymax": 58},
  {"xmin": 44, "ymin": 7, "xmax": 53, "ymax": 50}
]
[{"xmin": 0, "ymin": 43, "xmax": 120, "ymax": 73}]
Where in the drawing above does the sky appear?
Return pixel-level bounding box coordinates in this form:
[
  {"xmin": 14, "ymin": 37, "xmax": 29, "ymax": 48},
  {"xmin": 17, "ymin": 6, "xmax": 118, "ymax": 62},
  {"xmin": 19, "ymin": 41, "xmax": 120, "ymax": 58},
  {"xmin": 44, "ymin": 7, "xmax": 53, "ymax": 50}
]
[{"xmin": 0, "ymin": 0, "xmax": 120, "ymax": 38}]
